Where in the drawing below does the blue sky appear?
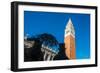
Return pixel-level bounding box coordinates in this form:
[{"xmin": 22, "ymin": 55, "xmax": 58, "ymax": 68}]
[{"xmin": 24, "ymin": 11, "xmax": 90, "ymax": 59}]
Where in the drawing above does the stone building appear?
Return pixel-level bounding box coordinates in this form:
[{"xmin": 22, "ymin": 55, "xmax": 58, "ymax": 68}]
[
  {"xmin": 38, "ymin": 33, "xmax": 60, "ymax": 61},
  {"xmin": 24, "ymin": 33, "xmax": 60, "ymax": 61},
  {"xmin": 41, "ymin": 44, "xmax": 59, "ymax": 61}
]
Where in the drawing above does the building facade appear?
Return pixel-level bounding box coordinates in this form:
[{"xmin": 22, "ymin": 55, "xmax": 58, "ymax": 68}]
[
  {"xmin": 41, "ymin": 44, "xmax": 58, "ymax": 61},
  {"xmin": 64, "ymin": 18, "xmax": 76, "ymax": 59}
]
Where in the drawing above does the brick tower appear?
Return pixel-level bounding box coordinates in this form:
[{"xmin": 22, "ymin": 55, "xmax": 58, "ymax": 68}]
[{"xmin": 64, "ymin": 18, "xmax": 76, "ymax": 59}]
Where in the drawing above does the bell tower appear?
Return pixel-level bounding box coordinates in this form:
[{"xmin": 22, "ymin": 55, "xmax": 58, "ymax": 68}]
[{"xmin": 64, "ymin": 18, "xmax": 76, "ymax": 59}]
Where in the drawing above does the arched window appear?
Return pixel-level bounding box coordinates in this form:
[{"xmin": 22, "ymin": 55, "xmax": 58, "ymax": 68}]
[{"xmin": 66, "ymin": 30, "xmax": 69, "ymax": 34}]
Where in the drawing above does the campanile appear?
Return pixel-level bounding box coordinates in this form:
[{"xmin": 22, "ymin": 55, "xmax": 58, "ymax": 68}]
[{"xmin": 64, "ymin": 18, "xmax": 76, "ymax": 59}]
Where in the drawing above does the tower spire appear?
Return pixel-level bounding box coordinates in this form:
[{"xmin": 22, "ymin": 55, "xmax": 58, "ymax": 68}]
[
  {"xmin": 65, "ymin": 18, "xmax": 75, "ymax": 38},
  {"xmin": 64, "ymin": 18, "xmax": 76, "ymax": 59},
  {"xmin": 65, "ymin": 18, "xmax": 73, "ymax": 28}
]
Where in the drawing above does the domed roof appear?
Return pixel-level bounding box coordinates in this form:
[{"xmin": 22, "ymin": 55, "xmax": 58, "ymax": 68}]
[{"xmin": 37, "ymin": 33, "xmax": 60, "ymax": 53}]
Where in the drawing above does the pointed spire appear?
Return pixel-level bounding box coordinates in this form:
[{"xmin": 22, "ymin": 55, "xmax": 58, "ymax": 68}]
[
  {"xmin": 66, "ymin": 18, "xmax": 74, "ymax": 29},
  {"xmin": 65, "ymin": 18, "xmax": 75, "ymax": 38}
]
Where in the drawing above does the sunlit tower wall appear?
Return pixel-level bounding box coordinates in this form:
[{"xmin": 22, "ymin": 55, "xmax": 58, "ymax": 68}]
[{"xmin": 64, "ymin": 18, "xmax": 76, "ymax": 59}]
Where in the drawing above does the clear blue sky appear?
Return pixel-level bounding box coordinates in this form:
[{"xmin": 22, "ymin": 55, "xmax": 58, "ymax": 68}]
[{"xmin": 24, "ymin": 11, "xmax": 90, "ymax": 59}]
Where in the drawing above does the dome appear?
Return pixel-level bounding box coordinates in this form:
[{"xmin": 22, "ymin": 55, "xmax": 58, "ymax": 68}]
[{"xmin": 37, "ymin": 33, "xmax": 60, "ymax": 53}]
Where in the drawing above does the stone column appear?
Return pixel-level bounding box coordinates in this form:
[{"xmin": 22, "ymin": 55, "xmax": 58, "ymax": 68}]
[
  {"xmin": 51, "ymin": 54, "xmax": 55, "ymax": 60},
  {"xmin": 47, "ymin": 52, "xmax": 51, "ymax": 61},
  {"xmin": 43, "ymin": 50, "xmax": 47, "ymax": 60}
]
